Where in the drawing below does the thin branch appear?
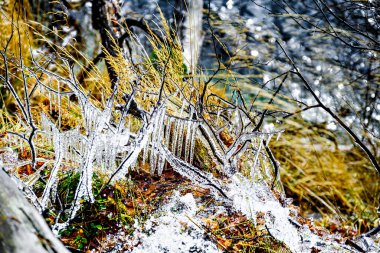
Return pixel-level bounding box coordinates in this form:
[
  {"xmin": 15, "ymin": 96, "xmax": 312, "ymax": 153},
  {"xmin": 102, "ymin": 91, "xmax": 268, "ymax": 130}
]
[{"xmin": 277, "ymin": 40, "xmax": 380, "ymax": 174}]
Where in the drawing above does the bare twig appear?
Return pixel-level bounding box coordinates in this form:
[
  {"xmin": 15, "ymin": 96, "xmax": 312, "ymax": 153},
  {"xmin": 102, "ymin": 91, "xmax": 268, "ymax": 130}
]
[{"xmin": 277, "ymin": 40, "xmax": 380, "ymax": 174}]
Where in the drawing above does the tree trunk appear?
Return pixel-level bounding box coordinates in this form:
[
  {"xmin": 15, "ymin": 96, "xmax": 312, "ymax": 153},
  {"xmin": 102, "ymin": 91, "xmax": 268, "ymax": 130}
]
[
  {"xmin": 92, "ymin": 0, "xmax": 119, "ymax": 88},
  {"xmin": 175, "ymin": 0, "xmax": 204, "ymax": 74},
  {"xmin": 0, "ymin": 169, "xmax": 69, "ymax": 253}
]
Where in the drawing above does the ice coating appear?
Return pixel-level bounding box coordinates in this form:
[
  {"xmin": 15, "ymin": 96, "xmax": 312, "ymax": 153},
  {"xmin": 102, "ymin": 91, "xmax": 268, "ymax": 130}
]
[{"xmin": 227, "ymin": 173, "xmax": 301, "ymax": 252}]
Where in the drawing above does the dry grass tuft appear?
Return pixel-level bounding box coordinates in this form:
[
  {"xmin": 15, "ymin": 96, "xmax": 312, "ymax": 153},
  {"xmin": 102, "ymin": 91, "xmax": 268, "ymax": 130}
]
[{"xmin": 271, "ymin": 117, "xmax": 380, "ymax": 233}]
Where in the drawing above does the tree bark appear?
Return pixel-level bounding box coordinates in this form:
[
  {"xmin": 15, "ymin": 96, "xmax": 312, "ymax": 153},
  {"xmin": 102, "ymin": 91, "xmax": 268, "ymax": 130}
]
[
  {"xmin": 92, "ymin": 0, "xmax": 119, "ymax": 88},
  {"xmin": 0, "ymin": 169, "xmax": 69, "ymax": 253}
]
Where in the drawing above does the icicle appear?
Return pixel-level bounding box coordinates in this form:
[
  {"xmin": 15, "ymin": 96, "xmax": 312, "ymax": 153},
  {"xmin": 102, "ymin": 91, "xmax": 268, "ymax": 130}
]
[
  {"xmin": 235, "ymin": 109, "xmax": 241, "ymax": 136},
  {"xmin": 176, "ymin": 119, "xmax": 185, "ymax": 158},
  {"xmin": 150, "ymin": 110, "xmax": 161, "ymax": 174},
  {"xmin": 165, "ymin": 117, "xmax": 172, "ymax": 147},
  {"xmin": 157, "ymin": 152, "xmax": 166, "ymax": 176},
  {"xmin": 189, "ymin": 122, "xmax": 197, "ymax": 164},
  {"xmin": 184, "ymin": 120, "xmax": 192, "ymax": 162},
  {"xmin": 156, "ymin": 111, "xmax": 166, "ymax": 149},
  {"xmin": 172, "ymin": 102, "xmax": 185, "ymax": 153},
  {"xmin": 48, "ymin": 91, "xmax": 52, "ymax": 113},
  {"xmin": 267, "ymin": 134, "xmax": 273, "ymax": 146},
  {"xmin": 58, "ymin": 81, "xmax": 61, "ymax": 129},
  {"xmin": 53, "ymin": 92, "xmax": 57, "ymax": 108},
  {"xmin": 110, "ymin": 106, "xmax": 165, "ymax": 182},
  {"xmin": 142, "ymin": 135, "xmax": 150, "ymax": 165},
  {"xmin": 276, "ymin": 132, "xmax": 282, "ymax": 141},
  {"xmin": 107, "ymin": 134, "xmax": 119, "ymax": 171},
  {"xmin": 150, "ymin": 128, "xmax": 157, "ymax": 174},
  {"xmin": 150, "ymin": 154, "xmax": 157, "ymax": 175},
  {"xmin": 171, "ymin": 120, "xmax": 179, "ymax": 153},
  {"xmin": 151, "ymin": 107, "xmax": 166, "ymax": 174},
  {"xmin": 155, "ymin": 113, "xmax": 166, "ymax": 175},
  {"xmin": 216, "ymin": 109, "xmax": 221, "ymax": 123}
]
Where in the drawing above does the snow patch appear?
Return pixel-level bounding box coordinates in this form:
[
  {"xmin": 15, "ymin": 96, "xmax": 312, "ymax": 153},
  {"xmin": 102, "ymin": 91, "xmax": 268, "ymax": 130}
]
[
  {"xmin": 128, "ymin": 192, "xmax": 221, "ymax": 253},
  {"xmin": 227, "ymin": 174, "xmax": 302, "ymax": 252}
]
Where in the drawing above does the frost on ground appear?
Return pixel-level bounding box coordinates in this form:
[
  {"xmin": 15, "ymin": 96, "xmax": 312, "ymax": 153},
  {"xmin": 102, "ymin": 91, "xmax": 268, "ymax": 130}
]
[
  {"xmin": 227, "ymin": 174, "xmax": 301, "ymax": 252},
  {"xmin": 127, "ymin": 192, "xmax": 221, "ymax": 253},
  {"xmin": 226, "ymin": 174, "xmax": 367, "ymax": 253},
  {"xmin": 110, "ymin": 173, "xmax": 379, "ymax": 253}
]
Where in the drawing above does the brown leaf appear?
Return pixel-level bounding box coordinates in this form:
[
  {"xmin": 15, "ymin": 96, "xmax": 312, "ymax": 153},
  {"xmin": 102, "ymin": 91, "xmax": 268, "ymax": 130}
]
[{"xmin": 219, "ymin": 131, "xmax": 234, "ymax": 147}]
